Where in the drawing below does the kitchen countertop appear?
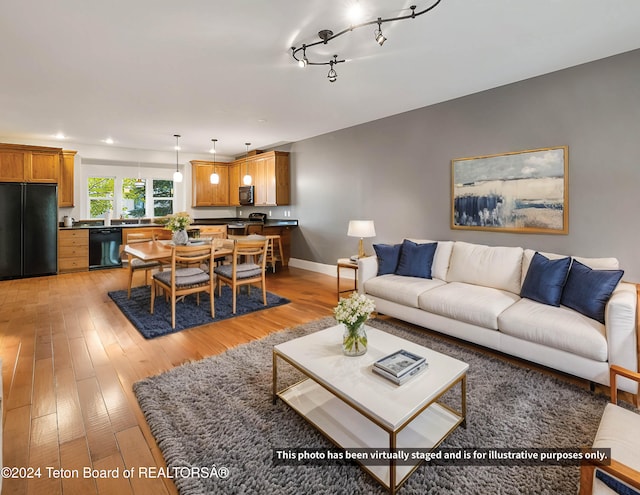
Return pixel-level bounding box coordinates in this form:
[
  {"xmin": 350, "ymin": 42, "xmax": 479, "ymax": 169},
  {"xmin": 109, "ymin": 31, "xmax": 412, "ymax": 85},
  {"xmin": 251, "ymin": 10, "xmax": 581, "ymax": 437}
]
[
  {"xmin": 59, "ymin": 218, "xmax": 298, "ymax": 229},
  {"xmin": 194, "ymin": 218, "xmax": 298, "ymax": 227}
]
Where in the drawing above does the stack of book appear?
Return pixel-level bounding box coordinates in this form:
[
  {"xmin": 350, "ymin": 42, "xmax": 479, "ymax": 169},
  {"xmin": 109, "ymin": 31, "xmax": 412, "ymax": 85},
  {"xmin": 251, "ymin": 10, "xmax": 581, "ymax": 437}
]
[{"xmin": 372, "ymin": 349, "xmax": 428, "ymax": 385}]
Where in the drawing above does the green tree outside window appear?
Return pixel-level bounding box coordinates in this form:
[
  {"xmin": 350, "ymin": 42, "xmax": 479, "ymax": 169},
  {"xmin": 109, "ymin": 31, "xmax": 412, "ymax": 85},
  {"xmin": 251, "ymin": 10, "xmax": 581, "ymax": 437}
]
[{"xmin": 88, "ymin": 177, "xmax": 115, "ymax": 217}]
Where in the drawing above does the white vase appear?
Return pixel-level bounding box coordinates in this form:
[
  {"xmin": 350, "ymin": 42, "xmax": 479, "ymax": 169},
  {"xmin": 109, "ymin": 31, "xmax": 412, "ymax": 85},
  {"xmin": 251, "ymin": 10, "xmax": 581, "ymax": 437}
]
[{"xmin": 173, "ymin": 229, "xmax": 188, "ymax": 245}]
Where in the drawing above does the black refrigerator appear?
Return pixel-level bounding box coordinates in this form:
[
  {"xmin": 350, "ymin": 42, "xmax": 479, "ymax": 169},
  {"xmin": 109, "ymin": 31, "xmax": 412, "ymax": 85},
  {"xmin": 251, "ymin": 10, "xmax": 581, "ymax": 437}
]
[{"xmin": 0, "ymin": 182, "xmax": 58, "ymax": 280}]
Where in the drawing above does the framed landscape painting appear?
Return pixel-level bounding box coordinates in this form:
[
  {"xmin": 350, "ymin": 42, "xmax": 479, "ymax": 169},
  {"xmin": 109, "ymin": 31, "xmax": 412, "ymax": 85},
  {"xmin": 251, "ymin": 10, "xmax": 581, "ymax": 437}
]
[{"xmin": 451, "ymin": 146, "xmax": 568, "ymax": 234}]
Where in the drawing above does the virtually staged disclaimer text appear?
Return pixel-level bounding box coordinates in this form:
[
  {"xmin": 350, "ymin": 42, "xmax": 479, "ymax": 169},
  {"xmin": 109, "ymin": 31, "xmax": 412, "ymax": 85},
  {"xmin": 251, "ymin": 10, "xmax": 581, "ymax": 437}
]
[{"xmin": 272, "ymin": 448, "xmax": 610, "ymax": 466}]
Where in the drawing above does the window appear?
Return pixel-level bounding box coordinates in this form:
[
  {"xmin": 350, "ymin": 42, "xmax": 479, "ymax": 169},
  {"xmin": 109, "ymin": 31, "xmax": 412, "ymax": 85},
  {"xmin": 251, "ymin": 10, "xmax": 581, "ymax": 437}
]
[
  {"xmin": 88, "ymin": 177, "xmax": 115, "ymax": 218},
  {"xmin": 153, "ymin": 179, "xmax": 174, "ymax": 216},
  {"xmin": 122, "ymin": 178, "xmax": 147, "ymax": 218}
]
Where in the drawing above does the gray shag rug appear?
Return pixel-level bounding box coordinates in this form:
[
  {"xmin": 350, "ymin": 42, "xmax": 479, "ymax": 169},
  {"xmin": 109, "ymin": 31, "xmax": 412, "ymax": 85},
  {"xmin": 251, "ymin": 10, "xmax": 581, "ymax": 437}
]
[{"xmin": 133, "ymin": 317, "xmax": 610, "ymax": 495}]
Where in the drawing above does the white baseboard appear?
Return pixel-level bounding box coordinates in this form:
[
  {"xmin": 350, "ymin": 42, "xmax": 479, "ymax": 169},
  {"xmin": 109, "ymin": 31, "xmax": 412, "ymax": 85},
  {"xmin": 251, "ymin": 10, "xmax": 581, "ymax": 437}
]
[{"xmin": 288, "ymin": 258, "xmax": 355, "ymax": 280}]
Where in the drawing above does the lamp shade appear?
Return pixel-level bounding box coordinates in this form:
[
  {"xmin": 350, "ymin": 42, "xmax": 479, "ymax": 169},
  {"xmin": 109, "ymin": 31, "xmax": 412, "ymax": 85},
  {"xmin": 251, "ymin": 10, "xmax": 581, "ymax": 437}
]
[{"xmin": 347, "ymin": 220, "xmax": 375, "ymax": 238}]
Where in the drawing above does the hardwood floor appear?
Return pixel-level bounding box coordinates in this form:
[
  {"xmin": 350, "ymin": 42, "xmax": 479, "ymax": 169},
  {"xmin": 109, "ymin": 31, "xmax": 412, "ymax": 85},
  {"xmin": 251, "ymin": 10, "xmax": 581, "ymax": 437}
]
[
  {"xmin": 1, "ymin": 266, "xmax": 633, "ymax": 494},
  {"xmin": 0, "ymin": 266, "xmax": 339, "ymax": 495}
]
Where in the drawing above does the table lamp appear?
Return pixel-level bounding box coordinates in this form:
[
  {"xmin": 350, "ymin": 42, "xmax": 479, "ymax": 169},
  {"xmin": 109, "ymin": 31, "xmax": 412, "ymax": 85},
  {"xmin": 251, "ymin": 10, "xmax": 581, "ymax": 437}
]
[{"xmin": 347, "ymin": 220, "xmax": 376, "ymax": 259}]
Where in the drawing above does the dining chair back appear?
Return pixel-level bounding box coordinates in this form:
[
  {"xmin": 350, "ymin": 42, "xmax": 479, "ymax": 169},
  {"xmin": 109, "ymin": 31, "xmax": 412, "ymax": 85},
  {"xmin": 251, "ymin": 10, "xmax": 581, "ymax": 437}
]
[
  {"xmin": 150, "ymin": 244, "xmax": 215, "ymax": 329},
  {"xmin": 214, "ymin": 237, "xmax": 268, "ymax": 314},
  {"xmin": 126, "ymin": 232, "xmax": 162, "ymax": 298}
]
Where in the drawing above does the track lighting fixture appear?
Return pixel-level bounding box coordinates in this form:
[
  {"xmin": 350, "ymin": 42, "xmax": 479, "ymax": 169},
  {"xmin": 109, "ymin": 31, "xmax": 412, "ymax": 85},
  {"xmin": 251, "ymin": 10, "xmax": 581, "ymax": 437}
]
[
  {"xmin": 173, "ymin": 134, "xmax": 183, "ymax": 183},
  {"xmin": 291, "ymin": 1, "xmax": 441, "ymax": 82},
  {"xmin": 209, "ymin": 138, "xmax": 219, "ymax": 184}
]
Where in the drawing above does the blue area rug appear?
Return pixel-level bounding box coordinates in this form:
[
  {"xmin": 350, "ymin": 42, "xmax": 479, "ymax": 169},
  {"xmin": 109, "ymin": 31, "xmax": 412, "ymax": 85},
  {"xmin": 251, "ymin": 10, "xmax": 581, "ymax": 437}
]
[{"xmin": 108, "ymin": 285, "xmax": 290, "ymax": 339}]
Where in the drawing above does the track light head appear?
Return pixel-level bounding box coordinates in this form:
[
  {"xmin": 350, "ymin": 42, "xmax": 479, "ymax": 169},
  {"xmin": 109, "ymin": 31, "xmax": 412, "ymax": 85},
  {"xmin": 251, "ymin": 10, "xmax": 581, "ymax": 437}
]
[
  {"xmin": 327, "ymin": 56, "xmax": 338, "ymax": 82},
  {"xmin": 375, "ymin": 19, "xmax": 386, "ymax": 46}
]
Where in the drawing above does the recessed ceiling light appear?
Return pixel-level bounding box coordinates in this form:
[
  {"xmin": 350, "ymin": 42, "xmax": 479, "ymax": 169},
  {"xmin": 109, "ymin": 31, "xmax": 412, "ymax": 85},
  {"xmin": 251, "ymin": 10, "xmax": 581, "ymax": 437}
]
[
  {"xmin": 347, "ymin": 1, "xmax": 364, "ymax": 22},
  {"xmin": 54, "ymin": 132, "xmax": 66, "ymax": 140},
  {"xmin": 257, "ymin": 119, "xmax": 267, "ymax": 123},
  {"xmin": 103, "ymin": 137, "xmax": 114, "ymax": 145}
]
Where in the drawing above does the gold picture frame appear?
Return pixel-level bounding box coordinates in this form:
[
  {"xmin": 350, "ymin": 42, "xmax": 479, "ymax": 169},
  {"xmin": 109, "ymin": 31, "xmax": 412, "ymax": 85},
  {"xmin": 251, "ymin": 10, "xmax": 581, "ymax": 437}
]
[{"xmin": 451, "ymin": 146, "xmax": 568, "ymax": 234}]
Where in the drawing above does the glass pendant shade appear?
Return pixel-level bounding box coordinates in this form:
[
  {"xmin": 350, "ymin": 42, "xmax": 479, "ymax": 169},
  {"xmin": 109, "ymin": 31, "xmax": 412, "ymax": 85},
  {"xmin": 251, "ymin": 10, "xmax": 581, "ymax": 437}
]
[
  {"xmin": 209, "ymin": 138, "xmax": 219, "ymax": 184},
  {"xmin": 243, "ymin": 142, "xmax": 252, "ymax": 185},
  {"xmin": 173, "ymin": 134, "xmax": 182, "ymax": 183}
]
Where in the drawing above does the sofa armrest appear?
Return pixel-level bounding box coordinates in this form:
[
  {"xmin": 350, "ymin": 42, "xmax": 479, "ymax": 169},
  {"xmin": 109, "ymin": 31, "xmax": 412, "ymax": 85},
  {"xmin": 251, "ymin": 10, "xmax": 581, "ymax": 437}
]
[
  {"xmin": 606, "ymin": 283, "xmax": 638, "ymax": 382},
  {"xmin": 357, "ymin": 256, "xmax": 378, "ymax": 294}
]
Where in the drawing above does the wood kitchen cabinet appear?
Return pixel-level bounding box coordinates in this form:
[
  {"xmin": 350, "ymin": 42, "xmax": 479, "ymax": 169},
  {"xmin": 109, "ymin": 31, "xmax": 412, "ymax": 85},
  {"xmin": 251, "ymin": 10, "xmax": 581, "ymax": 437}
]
[
  {"xmin": 191, "ymin": 160, "xmax": 230, "ymax": 207},
  {"xmin": 59, "ymin": 150, "xmax": 76, "ymax": 207},
  {"xmin": 0, "ymin": 143, "xmax": 62, "ymax": 183},
  {"xmin": 58, "ymin": 229, "xmax": 89, "ymax": 273},
  {"xmin": 231, "ymin": 151, "xmax": 290, "ymax": 206},
  {"xmin": 228, "ymin": 162, "xmax": 241, "ymax": 206}
]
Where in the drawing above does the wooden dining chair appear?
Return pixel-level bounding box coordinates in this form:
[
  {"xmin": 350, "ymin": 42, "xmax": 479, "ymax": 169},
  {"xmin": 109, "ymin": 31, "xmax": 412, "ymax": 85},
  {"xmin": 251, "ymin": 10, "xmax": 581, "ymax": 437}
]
[
  {"xmin": 126, "ymin": 232, "xmax": 162, "ymax": 298},
  {"xmin": 150, "ymin": 244, "xmax": 215, "ymax": 329},
  {"xmin": 214, "ymin": 237, "xmax": 268, "ymax": 314}
]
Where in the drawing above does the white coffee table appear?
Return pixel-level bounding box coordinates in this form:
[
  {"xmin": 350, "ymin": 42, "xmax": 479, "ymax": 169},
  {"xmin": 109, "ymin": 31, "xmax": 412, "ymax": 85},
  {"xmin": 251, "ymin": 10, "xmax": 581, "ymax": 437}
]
[{"xmin": 272, "ymin": 324, "xmax": 468, "ymax": 494}]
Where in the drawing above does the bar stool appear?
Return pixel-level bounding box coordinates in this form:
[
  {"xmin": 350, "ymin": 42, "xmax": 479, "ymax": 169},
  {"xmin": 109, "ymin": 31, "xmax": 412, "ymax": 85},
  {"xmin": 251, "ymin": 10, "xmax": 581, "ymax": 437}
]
[{"xmin": 264, "ymin": 235, "xmax": 284, "ymax": 273}]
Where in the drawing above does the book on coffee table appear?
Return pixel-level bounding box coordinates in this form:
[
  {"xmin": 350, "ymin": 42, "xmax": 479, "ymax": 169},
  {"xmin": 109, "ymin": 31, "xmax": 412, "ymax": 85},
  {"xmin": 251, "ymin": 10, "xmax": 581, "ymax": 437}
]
[
  {"xmin": 373, "ymin": 360, "xmax": 428, "ymax": 385},
  {"xmin": 374, "ymin": 349, "xmax": 426, "ymax": 377}
]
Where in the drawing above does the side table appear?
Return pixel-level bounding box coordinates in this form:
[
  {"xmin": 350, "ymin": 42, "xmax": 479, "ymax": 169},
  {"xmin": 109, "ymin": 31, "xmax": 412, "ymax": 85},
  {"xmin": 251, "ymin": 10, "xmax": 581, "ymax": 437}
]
[{"xmin": 337, "ymin": 258, "xmax": 358, "ymax": 299}]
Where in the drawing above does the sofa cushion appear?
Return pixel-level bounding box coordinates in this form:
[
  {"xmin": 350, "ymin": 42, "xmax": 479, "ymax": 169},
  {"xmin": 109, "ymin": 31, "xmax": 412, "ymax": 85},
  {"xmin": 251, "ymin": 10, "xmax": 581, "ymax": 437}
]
[
  {"xmin": 560, "ymin": 260, "xmax": 624, "ymax": 324},
  {"xmin": 407, "ymin": 239, "xmax": 454, "ymax": 281},
  {"xmin": 395, "ymin": 240, "xmax": 437, "ymax": 279},
  {"xmin": 418, "ymin": 282, "xmax": 520, "ymax": 330},
  {"xmin": 373, "ymin": 243, "xmax": 401, "ymax": 275},
  {"xmin": 447, "ymin": 241, "xmax": 523, "ymax": 294},
  {"xmin": 364, "ymin": 274, "xmax": 445, "ymax": 308},
  {"xmin": 498, "ymin": 298, "xmax": 608, "ymax": 361},
  {"xmin": 520, "ymin": 252, "xmax": 571, "ymax": 306}
]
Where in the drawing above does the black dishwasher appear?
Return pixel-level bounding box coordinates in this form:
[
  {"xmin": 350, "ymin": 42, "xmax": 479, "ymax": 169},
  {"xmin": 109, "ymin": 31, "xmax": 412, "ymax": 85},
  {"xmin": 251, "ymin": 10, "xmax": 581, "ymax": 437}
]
[{"xmin": 89, "ymin": 227, "xmax": 122, "ymax": 269}]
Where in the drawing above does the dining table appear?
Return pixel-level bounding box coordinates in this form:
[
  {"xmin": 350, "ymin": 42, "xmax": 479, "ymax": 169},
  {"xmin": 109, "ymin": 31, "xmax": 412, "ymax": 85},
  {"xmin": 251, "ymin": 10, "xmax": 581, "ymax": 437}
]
[{"xmin": 123, "ymin": 239, "xmax": 233, "ymax": 263}]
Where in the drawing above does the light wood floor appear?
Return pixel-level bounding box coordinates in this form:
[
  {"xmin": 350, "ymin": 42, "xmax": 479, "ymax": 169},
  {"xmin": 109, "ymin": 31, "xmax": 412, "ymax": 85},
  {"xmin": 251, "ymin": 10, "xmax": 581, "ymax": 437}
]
[
  {"xmin": 1, "ymin": 266, "xmax": 633, "ymax": 495},
  {"xmin": 0, "ymin": 266, "xmax": 340, "ymax": 495}
]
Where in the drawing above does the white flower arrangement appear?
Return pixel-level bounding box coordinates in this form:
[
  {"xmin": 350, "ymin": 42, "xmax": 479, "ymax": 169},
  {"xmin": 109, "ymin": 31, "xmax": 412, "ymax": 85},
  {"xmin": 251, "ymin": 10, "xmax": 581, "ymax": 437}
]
[
  {"xmin": 334, "ymin": 292, "xmax": 375, "ymax": 332},
  {"xmin": 165, "ymin": 211, "xmax": 192, "ymax": 233}
]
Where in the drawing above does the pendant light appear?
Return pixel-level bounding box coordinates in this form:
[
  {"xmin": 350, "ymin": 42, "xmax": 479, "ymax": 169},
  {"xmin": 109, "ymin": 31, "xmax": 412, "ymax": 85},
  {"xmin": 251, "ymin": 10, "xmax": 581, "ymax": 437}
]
[
  {"xmin": 173, "ymin": 134, "xmax": 183, "ymax": 183},
  {"xmin": 134, "ymin": 161, "xmax": 144, "ymax": 188},
  {"xmin": 242, "ymin": 142, "xmax": 252, "ymax": 185},
  {"xmin": 209, "ymin": 138, "xmax": 219, "ymax": 184}
]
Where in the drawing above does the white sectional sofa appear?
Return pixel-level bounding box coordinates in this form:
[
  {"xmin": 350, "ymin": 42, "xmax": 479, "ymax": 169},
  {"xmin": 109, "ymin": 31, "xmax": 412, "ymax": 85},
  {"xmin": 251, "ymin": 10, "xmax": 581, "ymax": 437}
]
[{"xmin": 358, "ymin": 240, "xmax": 638, "ymax": 394}]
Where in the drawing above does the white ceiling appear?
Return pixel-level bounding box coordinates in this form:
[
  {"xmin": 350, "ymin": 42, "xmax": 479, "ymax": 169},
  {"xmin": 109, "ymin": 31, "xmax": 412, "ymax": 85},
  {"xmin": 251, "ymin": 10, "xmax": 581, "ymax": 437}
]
[{"xmin": 2, "ymin": 0, "xmax": 640, "ymax": 158}]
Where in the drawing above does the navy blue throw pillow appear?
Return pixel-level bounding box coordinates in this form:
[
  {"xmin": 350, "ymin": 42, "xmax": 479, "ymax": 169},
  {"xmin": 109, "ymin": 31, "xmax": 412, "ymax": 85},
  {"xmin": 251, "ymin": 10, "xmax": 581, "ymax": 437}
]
[
  {"xmin": 373, "ymin": 244, "xmax": 401, "ymax": 275},
  {"xmin": 560, "ymin": 259, "xmax": 624, "ymax": 324},
  {"xmin": 395, "ymin": 240, "xmax": 437, "ymax": 279},
  {"xmin": 520, "ymin": 252, "xmax": 571, "ymax": 307}
]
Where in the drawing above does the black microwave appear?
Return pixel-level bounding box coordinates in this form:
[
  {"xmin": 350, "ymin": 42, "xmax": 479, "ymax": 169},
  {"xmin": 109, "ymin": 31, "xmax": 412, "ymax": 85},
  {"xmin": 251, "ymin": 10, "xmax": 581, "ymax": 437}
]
[{"xmin": 239, "ymin": 185, "xmax": 254, "ymax": 205}]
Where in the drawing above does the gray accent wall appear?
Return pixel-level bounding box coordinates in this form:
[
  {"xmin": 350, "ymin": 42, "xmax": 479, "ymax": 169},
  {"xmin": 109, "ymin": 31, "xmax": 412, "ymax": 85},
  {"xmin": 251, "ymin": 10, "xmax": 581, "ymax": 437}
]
[{"xmin": 286, "ymin": 48, "xmax": 640, "ymax": 283}]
